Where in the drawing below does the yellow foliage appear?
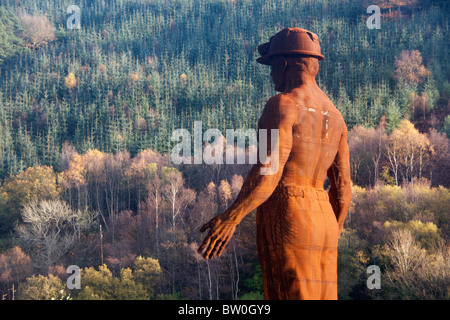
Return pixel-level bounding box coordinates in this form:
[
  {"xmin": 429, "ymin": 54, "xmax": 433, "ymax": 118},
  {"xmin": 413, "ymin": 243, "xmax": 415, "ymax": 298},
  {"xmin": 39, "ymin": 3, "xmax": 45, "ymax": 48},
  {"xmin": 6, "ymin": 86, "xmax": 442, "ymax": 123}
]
[
  {"xmin": 60, "ymin": 153, "xmax": 86, "ymax": 187},
  {"xmin": 383, "ymin": 219, "xmax": 442, "ymax": 250},
  {"xmin": 64, "ymin": 72, "xmax": 77, "ymax": 89},
  {"xmin": 133, "ymin": 255, "xmax": 162, "ymax": 294},
  {"xmin": 1, "ymin": 165, "xmax": 60, "ymax": 207},
  {"xmin": 19, "ymin": 274, "xmax": 64, "ymax": 300},
  {"xmin": 116, "ymin": 134, "xmax": 124, "ymax": 142},
  {"xmin": 378, "ymin": 184, "xmax": 403, "ymax": 199},
  {"xmin": 389, "ymin": 119, "xmax": 431, "ymax": 166},
  {"xmin": 98, "ymin": 64, "xmax": 107, "ymax": 73},
  {"xmin": 125, "ymin": 156, "xmax": 157, "ymax": 181},
  {"xmin": 356, "ymin": 250, "xmax": 370, "ymax": 264},
  {"xmin": 207, "ymin": 181, "xmax": 216, "ymax": 196},
  {"xmin": 218, "ymin": 179, "xmax": 232, "ymax": 205},
  {"xmin": 161, "ymin": 166, "xmax": 180, "ymax": 179},
  {"xmin": 129, "ymin": 73, "xmax": 140, "ymax": 83},
  {"xmin": 73, "ymin": 258, "xmax": 160, "ymax": 300},
  {"xmin": 351, "ymin": 184, "xmax": 366, "ymax": 196},
  {"xmin": 146, "ymin": 163, "xmax": 158, "ymax": 177},
  {"xmin": 179, "ymin": 73, "xmax": 188, "ymax": 85}
]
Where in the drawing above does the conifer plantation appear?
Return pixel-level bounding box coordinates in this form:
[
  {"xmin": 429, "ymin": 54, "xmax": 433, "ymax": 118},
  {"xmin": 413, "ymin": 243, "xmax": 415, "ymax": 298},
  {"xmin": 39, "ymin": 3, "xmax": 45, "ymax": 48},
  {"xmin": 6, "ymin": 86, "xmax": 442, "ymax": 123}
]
[{"xmin": 0, "ymin": 0, "xmax": 449, "ymax": 300}]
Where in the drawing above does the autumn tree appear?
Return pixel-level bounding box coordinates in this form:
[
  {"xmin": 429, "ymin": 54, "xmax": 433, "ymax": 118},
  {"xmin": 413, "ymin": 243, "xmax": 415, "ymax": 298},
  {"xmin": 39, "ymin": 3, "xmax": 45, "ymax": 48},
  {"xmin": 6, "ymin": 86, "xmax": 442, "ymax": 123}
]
[
  {"xmin": 103, "ymin": 210, "xmax": 138, "ymax": 272},
  {"xmin": 82, "ymin": 149, "xmax": 107, "ymax": 217},
  {"xmin": 125, "ymin": 149, "xmax": 165, "ymax": 210},
  {"xmin": 427, "ymin": 129, "xmax": 450, "ymax": 186},
  {"xmin": 64, "ymin": 72, "xmax": 77, "ymax": 90},
  {"xmin": 382, "ymin": 229, "xmax": 450, "ymax": 299},
  {"xmin": 161, "ymin": 167, "xmax": 196, "ymax": 234},
  {"xmin": 0, "ymin": 246, "xmax": 32, "ymax": 299},
  {"xmin": 218, "ymin": 179, "xmax": 232, "ymax": 210},
  {"xmin": 410, "ymin": 92, "xmax": 431, "ymax": 124},
  {"xmin": 383, "ymin": 220, "xmax": 442, "ymax": 250},
  {"xmin": 191, "ymin": 182, "xmax": 219, "ymax": 234},
  {"xmin": 230, "ymin": 174, "xmax": 244, "ymax": 199},
  {"xmin": 15, "ymin": 199, "xmax": 98, "ymax": 272},
  {"xmin": 349, "ymin": 181, "xmax": 450, "ymax": 242},
  {"xmin": 17, "ymin": 10, "xmax": 56, "ymax": 50},
  {"xmin": 141, "ymin": 164, "xmax": 162, "ymax": 256},
  {"xmin": 385, "ymin": 119, "xmax": 431, "ymax": 185},
  {"xmin": 348, "ymin": 124, "xmax": 387, "ymax": 186},
  {"xmin": 103, "ymin": 151, "xmax": 131, "ymax": 217},
  {"xmin": 58, "ymin": 142, "xmax": 78, "ymax": 172},
  {"xmin": 393, "ymin": 50, "xmax": 430, "ymax": 87},
  {"xmin": 0, "ymin": 165, "xmax": 60, "ymax": 235},
  {"xmin": 60, "ymin": 153, "xmax": 86, "ymax": 209}
]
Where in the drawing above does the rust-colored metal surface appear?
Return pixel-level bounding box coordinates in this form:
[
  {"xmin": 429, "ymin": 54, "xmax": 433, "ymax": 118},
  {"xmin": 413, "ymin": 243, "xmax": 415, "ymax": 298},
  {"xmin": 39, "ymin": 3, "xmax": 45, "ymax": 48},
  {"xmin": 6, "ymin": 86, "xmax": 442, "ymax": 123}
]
[{"xmin": 198, "ymin": 28, "xmax": 351, "ymax": 300}]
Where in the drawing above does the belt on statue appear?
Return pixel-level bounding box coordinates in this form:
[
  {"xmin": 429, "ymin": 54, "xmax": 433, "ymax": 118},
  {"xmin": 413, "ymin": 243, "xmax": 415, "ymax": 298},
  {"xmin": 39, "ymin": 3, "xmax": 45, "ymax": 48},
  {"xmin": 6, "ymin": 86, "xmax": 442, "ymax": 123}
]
[{"xmin": 277, "ymin": 184, "xmax": 329, "ymax": 201}]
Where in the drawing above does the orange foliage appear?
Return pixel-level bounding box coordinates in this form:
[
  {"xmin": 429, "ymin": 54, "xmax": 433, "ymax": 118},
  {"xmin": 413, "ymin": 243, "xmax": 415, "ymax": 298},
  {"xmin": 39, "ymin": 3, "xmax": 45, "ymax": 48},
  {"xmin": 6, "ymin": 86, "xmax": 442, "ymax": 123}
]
[{"xmin": 393, "ymin": 50, "xmax": 430, "ymax": 86}]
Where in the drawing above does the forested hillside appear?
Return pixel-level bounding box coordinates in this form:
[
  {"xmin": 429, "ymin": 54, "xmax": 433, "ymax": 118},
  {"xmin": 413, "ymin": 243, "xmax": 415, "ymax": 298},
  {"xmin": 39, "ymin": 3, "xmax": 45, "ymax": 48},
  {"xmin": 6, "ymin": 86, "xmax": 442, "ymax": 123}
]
[{"xmin": 0, "ymin": 0, "xmax": 449, "ymax": 300}]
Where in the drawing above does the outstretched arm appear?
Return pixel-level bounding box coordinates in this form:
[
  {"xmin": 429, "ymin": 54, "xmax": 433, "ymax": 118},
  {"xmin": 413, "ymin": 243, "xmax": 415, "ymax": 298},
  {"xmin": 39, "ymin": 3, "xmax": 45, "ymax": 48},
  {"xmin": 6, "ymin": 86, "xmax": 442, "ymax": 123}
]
[
  {"xmin": 327, "ymin": 122, "xmax": 352, "ymax": 234},
  {"xmin": 198, "ymin": 95, "xmax": 298, "ymax": 259}
]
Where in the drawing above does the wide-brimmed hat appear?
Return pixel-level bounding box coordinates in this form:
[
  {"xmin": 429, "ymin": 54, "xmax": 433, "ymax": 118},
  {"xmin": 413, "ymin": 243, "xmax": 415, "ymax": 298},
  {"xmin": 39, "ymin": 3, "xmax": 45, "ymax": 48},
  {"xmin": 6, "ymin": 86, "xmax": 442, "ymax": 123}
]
[{"xmin": 256, "ymin": 28, "xmax": 324, "ymax": 65}]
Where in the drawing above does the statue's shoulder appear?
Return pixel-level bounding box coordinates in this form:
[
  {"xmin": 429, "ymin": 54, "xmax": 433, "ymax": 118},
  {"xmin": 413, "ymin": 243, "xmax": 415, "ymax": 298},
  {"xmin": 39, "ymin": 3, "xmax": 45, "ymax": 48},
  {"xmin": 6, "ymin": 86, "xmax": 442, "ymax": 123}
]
[
  {"xmin": 264, "ymin": 93, "xmax": 299, "ymax": 112},
  {"xmin": 266, "ymin": 93, "xmax": 293, "ymax": 104},
  {"xmin": 259, "ymin": 94, "xmax": 299, "ymax": 128}
]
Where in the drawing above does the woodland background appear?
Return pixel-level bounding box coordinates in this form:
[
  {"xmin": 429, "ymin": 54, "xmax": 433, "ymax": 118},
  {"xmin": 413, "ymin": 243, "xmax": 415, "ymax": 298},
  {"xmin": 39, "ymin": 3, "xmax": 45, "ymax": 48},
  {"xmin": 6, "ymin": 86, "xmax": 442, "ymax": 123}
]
[{"xmin": 0, "ymin": 0, "xmax": 449, "ymax": 300}]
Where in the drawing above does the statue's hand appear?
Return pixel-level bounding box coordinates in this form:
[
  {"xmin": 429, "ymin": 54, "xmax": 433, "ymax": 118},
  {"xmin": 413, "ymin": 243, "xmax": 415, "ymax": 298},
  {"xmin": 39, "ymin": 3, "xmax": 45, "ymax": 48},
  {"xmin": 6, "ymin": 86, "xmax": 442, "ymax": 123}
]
[{"xmin": 198, "ymin": 213, "xmax": 237, "ymax": 259}]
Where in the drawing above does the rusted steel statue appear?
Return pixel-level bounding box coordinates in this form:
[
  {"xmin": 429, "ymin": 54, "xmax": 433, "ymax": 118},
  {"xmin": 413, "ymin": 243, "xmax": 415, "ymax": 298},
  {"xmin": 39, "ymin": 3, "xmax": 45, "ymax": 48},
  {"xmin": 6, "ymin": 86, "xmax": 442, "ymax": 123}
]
[{"xmin": 198, "ymin": 28, "xmax": 352, "ymax": 300}]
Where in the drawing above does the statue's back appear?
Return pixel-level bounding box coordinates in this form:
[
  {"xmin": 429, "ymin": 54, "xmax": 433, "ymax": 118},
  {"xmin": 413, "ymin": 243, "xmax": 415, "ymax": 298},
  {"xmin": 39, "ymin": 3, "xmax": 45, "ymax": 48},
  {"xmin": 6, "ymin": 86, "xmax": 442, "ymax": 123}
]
[{"xmin": 276, "ymin": 90, "xmax": 345, "ymax": 189}]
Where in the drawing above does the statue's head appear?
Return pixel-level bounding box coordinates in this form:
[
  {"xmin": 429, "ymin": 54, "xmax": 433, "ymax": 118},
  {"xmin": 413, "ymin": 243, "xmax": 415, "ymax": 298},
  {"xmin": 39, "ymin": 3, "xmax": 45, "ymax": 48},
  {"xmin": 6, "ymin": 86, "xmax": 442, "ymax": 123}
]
[{"xmin": 257, "ymin": 28, "xmax": 323, "ymax": 92}]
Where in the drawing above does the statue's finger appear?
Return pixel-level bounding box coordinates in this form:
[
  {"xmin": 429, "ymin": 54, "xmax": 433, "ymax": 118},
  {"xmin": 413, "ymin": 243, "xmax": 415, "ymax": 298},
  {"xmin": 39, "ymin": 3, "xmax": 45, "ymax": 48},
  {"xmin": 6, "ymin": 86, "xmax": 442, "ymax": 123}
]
[
  {"xmin": 208, "ymin": 239, "xmax": 222, "ymax": 259},
  {"xmin": 217, "ymin": 237, "xmax": 230, "ymax": 257},
  {"xmin": 198, "ymin": 232, "xmax": 212, "ymax": 253},
  {"xmin": 199, "ymin": 222, "xmax": 210, "ymax": 233},
  {"xmin": 203, "ymin": 236, "xmax": 219, "ymax": 259}
]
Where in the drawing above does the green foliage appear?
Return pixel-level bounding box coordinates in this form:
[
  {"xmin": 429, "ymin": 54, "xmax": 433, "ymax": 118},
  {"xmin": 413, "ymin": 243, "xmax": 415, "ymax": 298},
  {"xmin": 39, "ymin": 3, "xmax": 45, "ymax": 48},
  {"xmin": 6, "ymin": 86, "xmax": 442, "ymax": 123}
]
[
  {"xmin": 74, "ymin": 256, "xmax": 162, "ymax": 300},
  {"xmin": 337, "ymin": 228, "xmax": 370, "ymax": 300},
  {"xmin": 0, "ymin": 7, "xmax": 25, "ymax": 65},
  {"xmin": 349, "ymin": 182, "xmax": 450, "ymax": 240},
  {"xmin": 133, "ymin": 256, "xmax": 162, "ymax": 298},
  {"xmin": 74, "ymin": 263, "xmax": 149, "ymax": 300},
  {"xmin": 239, "ymin": 291, "xmax": 264, "ymax": 300},
  {"xmin": 74, "ymin": 264, "xmax": 114, "ymax": 300},
  {"xmin": 155, "ymin": 292, "xmax": 182, "ymax": 300},
  {"xmin": 385, "ymin": 100, "xmax": 402, "ymax": 134},
  {"xmin": 444, "ymin": 115, "xmax": 450, "ymax": 139},
  {"xmin": 242, "ymin": 264, "xmax": 263, "ymax": 294},
  {"xmin": 423, "ymin": 77, "xmax": 439, "ymax": 112},
  {"xmin": 0, "ymin": 0, "xmax": 446, "ymax": 177},
  {"xmin": 18, "ymin": 274, "xmax": 65, "ymax": 300}
]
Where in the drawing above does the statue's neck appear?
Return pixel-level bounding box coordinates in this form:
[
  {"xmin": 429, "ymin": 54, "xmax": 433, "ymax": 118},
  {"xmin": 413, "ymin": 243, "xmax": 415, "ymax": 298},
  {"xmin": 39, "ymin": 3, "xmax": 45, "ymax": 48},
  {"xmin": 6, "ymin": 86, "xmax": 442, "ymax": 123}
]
[{"xmin": 283, "ymin": 73, "xmax": 319, "ymax": 93}]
